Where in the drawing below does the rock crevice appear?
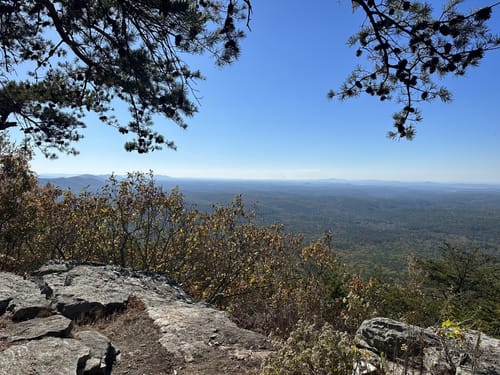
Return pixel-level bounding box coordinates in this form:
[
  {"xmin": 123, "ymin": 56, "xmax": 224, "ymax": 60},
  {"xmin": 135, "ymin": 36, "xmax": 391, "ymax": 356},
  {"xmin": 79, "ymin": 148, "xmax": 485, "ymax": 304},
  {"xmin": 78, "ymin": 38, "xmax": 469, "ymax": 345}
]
[
  {"xmin": 0, "ymin": 261, "xmax": 271, "ymax": 374},
  {"xmin": 355, "ymin": 317, "xmax": 499, "ymax": 375}
]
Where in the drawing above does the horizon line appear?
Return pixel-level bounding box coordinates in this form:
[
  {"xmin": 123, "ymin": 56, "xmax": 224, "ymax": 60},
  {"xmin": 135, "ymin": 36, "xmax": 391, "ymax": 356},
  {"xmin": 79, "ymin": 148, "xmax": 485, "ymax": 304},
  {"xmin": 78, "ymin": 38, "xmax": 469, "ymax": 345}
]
[{"xmin": 36, "ymin": 172, "xmax": 500, "ymax": 187}]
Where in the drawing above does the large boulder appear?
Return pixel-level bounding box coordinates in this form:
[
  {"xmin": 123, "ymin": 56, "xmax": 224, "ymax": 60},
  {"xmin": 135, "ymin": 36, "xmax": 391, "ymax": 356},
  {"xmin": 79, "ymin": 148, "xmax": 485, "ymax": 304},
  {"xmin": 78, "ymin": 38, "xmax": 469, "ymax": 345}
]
[
  {"xmin": 355, "ymin": 317, "xmax": 440, "ymax": 361},
  {"xmin": 0, "ymin": 337, "xmax": 91, "ymax": 375},
  {"xmin": 150, "ymin": 303, "xmax": 270, "ymax": 363},
  {"xmin": 34, "ymin": 261, "xmax": 190, "ymax": 320},
  {"xmin": 0, "ymin": 272, "xmax": 51, "ymax": 320},
  {"xmin": 355, "ymin": 317, "xmax": 500, "ymax": 375}
]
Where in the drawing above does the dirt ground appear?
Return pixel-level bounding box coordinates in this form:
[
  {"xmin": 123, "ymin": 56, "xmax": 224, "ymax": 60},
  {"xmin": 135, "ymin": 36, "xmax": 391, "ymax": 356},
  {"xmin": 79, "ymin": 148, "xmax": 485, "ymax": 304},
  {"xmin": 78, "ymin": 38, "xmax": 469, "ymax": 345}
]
[{"xmin": 76, "ymin": 298, "xmax": 264, "ymax": 375}]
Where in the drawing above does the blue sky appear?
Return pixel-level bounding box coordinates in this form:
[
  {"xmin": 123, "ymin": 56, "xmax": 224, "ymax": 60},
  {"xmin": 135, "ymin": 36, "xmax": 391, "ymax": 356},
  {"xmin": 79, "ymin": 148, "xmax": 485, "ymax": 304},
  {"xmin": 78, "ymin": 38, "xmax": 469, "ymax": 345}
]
[{"xmin": 26, "ymin": 0, "xmax": 500, "ymax": 183}]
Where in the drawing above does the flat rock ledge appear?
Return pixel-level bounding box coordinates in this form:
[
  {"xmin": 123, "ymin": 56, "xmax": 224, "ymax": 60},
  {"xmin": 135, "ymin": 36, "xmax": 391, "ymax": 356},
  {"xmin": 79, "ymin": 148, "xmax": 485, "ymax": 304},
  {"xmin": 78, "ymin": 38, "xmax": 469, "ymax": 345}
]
[{"xmin": 0, "ymin": 261, "xmax": 271, "ymax": 374}]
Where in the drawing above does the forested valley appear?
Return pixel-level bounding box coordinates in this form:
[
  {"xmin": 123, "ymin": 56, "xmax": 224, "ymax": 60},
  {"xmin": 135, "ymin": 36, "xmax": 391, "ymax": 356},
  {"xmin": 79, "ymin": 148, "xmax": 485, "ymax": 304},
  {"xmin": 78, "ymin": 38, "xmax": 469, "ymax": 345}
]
[
  {"xmin": 1, "ymin": 139, "xmax": 499, "ymax": 374},
  {"xmin": 41, "ymin": 174, "xmax": 500, "ymax": 279}
]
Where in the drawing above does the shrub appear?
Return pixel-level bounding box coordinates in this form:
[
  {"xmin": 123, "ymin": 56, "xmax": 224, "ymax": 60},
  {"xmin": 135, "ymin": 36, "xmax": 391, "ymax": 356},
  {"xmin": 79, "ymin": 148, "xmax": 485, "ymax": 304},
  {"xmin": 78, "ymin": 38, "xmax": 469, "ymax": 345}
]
[
  {"xmin": 0, "ymin": 141, "xmax": 345, "ymax": 334},
  {"xmin": 0, "ymin": 135, "xmax": 39, "ymax": 272},
  {"xmin": 261, "ymin": 320, "xmax": 359, "ymax": 375}
]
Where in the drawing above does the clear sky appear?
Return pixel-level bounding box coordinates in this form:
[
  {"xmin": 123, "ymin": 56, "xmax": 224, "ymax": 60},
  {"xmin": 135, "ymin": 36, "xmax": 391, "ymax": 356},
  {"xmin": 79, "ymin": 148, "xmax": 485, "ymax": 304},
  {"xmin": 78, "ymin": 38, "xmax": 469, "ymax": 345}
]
[{"xmin": 26, "ymin": 0, "xmax": 500, "ymax": 183}]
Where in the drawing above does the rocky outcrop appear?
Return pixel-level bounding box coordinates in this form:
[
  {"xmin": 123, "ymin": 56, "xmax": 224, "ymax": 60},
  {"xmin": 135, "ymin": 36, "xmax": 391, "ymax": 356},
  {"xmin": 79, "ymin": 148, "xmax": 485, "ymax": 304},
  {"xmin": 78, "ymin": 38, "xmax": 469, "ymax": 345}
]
[
  {"xmin": 0, "ymin": 261, "xmax": 271, "ymax": 374},
  {"xmin": 0, "ymin": 271, "xmax": 52, "ymax": 320},
  {"xmin": 3, "ymin": 262, "xmax": 497, "ymax": 375},
  {"xmin": 0, "ymin": 337, "xmax": 95, "ymax": 374},
  {"xmin": 355, "ymin": 317, "xmax": 500, "ymax": 375}
]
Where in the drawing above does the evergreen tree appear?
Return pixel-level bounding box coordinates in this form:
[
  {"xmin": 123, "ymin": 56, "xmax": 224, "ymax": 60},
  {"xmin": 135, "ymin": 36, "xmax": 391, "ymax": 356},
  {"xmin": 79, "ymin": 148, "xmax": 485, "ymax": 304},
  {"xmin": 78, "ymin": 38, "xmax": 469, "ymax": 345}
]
[
  {"xmin": 418, "ymin": 243, "xmax": 500, "ymax": 335},
  {"xmin": 329, "ymin": 0, "xmax": 499, "ymax": 139},
  {"xmin": 0, "ymin": 0, "xmax": 251, "ymax": 156},
  {"xmin": 1, "ymin": 1, "xmax": 498, "ymax": 156}
]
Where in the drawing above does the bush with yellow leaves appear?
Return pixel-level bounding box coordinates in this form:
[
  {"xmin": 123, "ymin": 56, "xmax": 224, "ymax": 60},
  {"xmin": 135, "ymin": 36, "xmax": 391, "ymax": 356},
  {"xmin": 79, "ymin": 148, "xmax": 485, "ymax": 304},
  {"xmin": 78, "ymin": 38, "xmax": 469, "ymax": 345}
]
[
  {"xmin": 0, "ymin": 138, "xmax": 345, "ymax": 334},
  {"xmin": 261, "ymin": 320, "xmax": 359, "ymax": 375}
]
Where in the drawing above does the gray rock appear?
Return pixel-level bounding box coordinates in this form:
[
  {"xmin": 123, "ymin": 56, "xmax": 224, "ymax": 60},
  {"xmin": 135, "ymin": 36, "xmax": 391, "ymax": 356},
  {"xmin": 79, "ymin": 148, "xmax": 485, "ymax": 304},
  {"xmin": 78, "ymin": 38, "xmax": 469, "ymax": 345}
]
[
  {"xmin": 74, "ymin": 330, "xmax": 118, "ymax": 374},
  {"xmin": 1, "ymin": 261, "xmax": 271, "ymax": 373},
  {"xmin": 149, "ymin": 302, "xmax": 270, "ymax": 363},
  {"xmin": 0, "ymin": 272, "xmax": 51, "ymax": 320},
  {"xmin": 43, "ymin": 266, "xmax": 131, "ymax": 319},
  {"xmin": 355, "ymin": 317, "xmax": 440, "ymax": 361},
  {"xmin": 0, "ymin": 336, "xmax": 90, "ymax": 375},
  {"xmin": 355, "ymin": 318, "xmax": 500, "ymax": 375},
  {"xmin": 41, "ymin": 263, "xmax": 189, "ymax": 320},
  {"xmin": 0, "ymin": 314, "xmax": 72, "ymax": 342}
]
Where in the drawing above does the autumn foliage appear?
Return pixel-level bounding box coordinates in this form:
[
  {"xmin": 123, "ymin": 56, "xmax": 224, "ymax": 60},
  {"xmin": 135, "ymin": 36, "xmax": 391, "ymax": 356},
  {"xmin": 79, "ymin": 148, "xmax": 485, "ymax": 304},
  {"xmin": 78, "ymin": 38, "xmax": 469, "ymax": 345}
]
[
  {"xmin": 1, "ymin": 137, "xmax": 498, "ymax": 341},
  {"xmin": 0, "ymin": 136, "xmax": 350, "ymax": 334}
]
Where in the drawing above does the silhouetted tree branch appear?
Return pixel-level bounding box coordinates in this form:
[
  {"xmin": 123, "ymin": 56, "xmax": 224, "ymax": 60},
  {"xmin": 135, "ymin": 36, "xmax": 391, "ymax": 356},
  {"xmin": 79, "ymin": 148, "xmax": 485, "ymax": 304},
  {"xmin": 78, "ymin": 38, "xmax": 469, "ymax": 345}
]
[
  {"xmin": 329, "ymin": 0, "xmax": 499, "ymax": 139},
  {"xmin": 0, "ymin": 0, "xmax": 250, "ymax": 157}
]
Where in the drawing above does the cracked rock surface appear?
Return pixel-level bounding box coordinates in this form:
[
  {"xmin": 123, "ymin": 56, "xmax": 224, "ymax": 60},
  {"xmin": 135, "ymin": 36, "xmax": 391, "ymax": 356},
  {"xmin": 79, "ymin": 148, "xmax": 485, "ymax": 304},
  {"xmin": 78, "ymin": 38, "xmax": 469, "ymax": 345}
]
[
  {"xmin": 0, "ymin": 261, "xmax": 271, "ymax": 374},
  {"xmin": 2, "ymin": 262, "xmax": 498, "ymax": 375},
  {"xmin": 355, "ymin": 317, "xmax": 500, "ymax": 375}
]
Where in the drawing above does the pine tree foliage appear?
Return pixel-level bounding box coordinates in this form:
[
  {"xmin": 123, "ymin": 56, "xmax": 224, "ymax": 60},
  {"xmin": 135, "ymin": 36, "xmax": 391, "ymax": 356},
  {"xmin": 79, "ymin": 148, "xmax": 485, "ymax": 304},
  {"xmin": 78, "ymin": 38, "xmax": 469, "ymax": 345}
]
[
  {"xmin": 418, "ymin": 243, "xmax": 500, "ymax": 334},
  {"xmin": 0, "ymin": 0, "xmax": 251, "ymax": 156},
  {"xmin": 1, "ymin": 1, "xmax": 498, "ymax": 155},
  {"xmin": 329, "ymin": 0, "xmax": 500, "ymax": 139}
]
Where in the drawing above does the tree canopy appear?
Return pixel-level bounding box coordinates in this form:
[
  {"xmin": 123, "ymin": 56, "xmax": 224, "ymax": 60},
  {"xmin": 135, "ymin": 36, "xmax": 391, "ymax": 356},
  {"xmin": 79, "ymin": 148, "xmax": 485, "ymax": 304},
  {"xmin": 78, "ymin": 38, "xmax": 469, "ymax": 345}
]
[
  {"xmin": 0, "ymin": 0, "xmax": 251, "ymax": 157},
  {"xmin": 0, "ymin": 0, "xmax": 498, "ymax": 157}
]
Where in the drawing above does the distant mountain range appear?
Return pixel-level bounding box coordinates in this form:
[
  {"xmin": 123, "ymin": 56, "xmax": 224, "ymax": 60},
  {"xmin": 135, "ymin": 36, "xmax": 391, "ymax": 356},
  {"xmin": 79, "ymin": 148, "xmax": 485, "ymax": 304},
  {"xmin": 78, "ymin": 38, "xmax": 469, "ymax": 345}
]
[
  {"xmin": 38, "ymin": 174, "xmax": 500, "ymax": 195},
  {"xmin": 39, "ymin": 175, "xmax": 107, "ymax": 192}
]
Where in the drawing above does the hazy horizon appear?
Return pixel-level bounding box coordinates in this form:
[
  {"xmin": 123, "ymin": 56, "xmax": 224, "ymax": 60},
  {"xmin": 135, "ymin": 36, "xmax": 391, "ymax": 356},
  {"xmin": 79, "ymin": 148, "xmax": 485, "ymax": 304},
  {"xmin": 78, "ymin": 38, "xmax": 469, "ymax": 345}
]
[{"xmin": 37, "ymin": 172, "xmax": 500, "ymax": 187}]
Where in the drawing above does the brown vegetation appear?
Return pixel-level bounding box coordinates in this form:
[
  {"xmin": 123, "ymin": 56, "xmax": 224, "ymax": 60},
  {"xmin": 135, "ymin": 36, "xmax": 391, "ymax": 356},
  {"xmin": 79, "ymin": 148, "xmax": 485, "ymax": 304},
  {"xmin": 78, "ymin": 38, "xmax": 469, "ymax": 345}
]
[{"xmin": 1, "ymin": 136, "xmax": 499, "ymax": 373}]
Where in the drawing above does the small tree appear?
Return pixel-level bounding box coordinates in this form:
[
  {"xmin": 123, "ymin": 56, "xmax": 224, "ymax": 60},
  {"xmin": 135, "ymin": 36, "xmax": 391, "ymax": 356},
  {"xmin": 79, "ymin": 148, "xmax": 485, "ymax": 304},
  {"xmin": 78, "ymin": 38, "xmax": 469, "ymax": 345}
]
[
  {"xmin": 418, "ymin": 243, "xmax": 500, "ymax": 336},
  {"xmin": 0, "ymin": 136, "xmax": 37, "ymax": 269}
]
